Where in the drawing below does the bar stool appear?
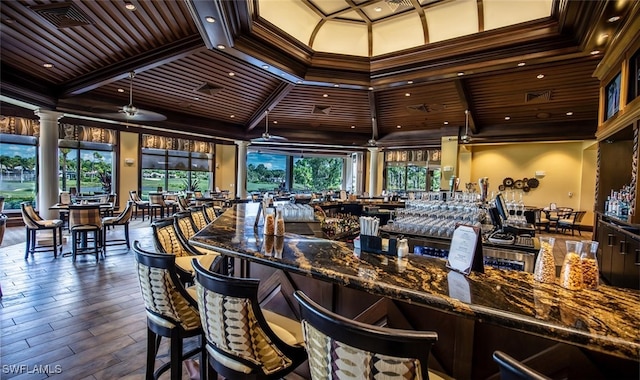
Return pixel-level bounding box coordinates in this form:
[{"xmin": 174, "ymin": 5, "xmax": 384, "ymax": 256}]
[
  {"xmin": 20, "ymin": 202, "xmax": 63, "ymax": 259},
  {"xmin": 68, "ymin": 204, "xmax": 103, "ymax": 262},
  {"xmin": 133, "ymin": 241, "xmax": 205, "ymax": 380},
  {"xmin": 294, "ymin": 290, "xmax": 450, "ymax": 380},
  {"xmin": 192, "ymin": 258, "xmax": 307, "ymax": 379}
]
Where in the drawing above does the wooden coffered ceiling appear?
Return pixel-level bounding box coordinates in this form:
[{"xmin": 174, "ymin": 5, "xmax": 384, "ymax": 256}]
[{"xmin": 0, "ymin": 0, "xmax": 637, "ymax": 152}]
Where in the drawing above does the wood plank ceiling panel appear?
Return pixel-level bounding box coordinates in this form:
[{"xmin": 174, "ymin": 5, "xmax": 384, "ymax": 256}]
[
  {"xmin": 85, "ymin": 49, "xmax": 283, "ymax": 126},
  {"xmin": 0, "ymin": 0, "xmax": 197, "ymax": 84},
  {"xmin": 466, "ymin": 57, "xmax": 600, "ymax": 129},
  {"xmin": 376, "ymin": 81, "xmax": 466, "ymax": 135},
  {"xmin": 269, "ymin": 86, "xmax": 372, "ymax": 134}
]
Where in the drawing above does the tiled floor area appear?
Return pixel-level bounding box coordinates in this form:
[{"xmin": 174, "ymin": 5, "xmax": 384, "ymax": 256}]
[{"xmin": 0, "ymin": 217, "xmax": 592, "ymax": 379}]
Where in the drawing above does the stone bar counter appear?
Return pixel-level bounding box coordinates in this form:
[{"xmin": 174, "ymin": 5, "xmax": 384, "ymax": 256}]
[{"xmin": 191, "ymin": 203, "xmax": 640, "ymax": 379}]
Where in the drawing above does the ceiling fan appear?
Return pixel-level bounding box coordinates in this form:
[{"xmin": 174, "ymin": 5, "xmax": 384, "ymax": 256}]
[
  {"xmin": 99, "ymin": 71, "xmax": 166, "ymax": 122},
  {"xmin": 366, "ymin": 117, "xmax": 378, "ymax": 147},
  {"xmin": 251, "ymin": 111, "xmax": 287, "ymax": 142},
  {"xmin": 459, "ymin": 109, "xmax": 473, "ymax": 144}
]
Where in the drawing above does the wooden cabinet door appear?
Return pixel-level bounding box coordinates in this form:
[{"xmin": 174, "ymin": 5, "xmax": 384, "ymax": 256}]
[
  {"xmin": 597, "ymin": 222, "xmax": 614, "ymax": 284},
  {"xmin": 621, "ymin": 235, "xmax": 640, "ymax": 289}
]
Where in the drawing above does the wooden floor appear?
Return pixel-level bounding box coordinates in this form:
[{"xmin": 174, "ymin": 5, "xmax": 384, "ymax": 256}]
[{"xmin": 0, "ymin": 218, "xmax": 591, "ymax": 379}]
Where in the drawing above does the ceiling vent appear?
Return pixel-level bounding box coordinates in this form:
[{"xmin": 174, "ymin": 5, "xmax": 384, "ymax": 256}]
[
  {"xmin": 312, "ymin": 105, "xmax": 332, "ymax": 115},
  {"xmin": 406, "ymin": 103, "xmax": 444, "ymax": 113},
  {"xmin": 196, "ymin": 83, "xmax": 224, "ymax": 96},
  {"xmin": 525, "ymin": 90, "xmax": 552, "ymax": 103},
  {"xmin": 31, "ymin": 2, "xmax": 93, "ymax": 28}
]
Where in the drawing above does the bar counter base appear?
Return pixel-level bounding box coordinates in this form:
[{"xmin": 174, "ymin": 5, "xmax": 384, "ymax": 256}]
[{"xmin": 242, "ymin": 260, "xmax": 639, "ymax": 380}]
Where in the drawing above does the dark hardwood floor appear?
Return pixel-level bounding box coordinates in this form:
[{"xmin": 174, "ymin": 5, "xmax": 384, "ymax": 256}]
[
  {"xmin": 0, "ymin": 218, "xmax": 591, "ymax": 379},
  {"xmin": 0, "ymin": 220, "xmax": 202, "ymax": 380}
]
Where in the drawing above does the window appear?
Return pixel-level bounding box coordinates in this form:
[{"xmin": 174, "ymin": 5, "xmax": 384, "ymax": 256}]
[
  {"xmin": 247, "ymin": 152, "xmax": 286, "ymax": 192},
  {"xmin": 0, "ymin": 135, "xmax": 38, "ymax": 210},
  {"xmin": 141, "ymin": 148, "xmax": 210, "ymax": 197},
  {"xmin": 59, "ymin": 142, "xmax": 114, "ymax": 195},
  {"xmin": 293, "ymin": 157, "xmax": 343, "ymax": 191},
  {"xmin": 383, "ymin": 149, "xmax": 441, "ymax": 193}
]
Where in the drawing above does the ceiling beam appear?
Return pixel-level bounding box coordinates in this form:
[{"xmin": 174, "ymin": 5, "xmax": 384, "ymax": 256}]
[
  {"xmin": 60, "ymin": 35, "xmax": 206, "ymax": 97},
  {"xmin": 453, "ymin": 78, "xmax": 477, "ymax": 133},
  {"xmin": 246, "ymin": 82, "xmax": 295, "ymax": 132},
  {"xmin": 369, "ymin": 91, "xmax": 378, "ymax": 140}
]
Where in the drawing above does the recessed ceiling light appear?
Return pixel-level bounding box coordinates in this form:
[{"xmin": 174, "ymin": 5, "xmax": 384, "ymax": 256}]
[
  {"xmin": 517, "ymin": 62, "xmax": 526, "ymax": 67},
  {"xmin": 262, "ymin": 65, "xmax": 269, "ymax": 69},
  {"xmin": 457, "ymin": 72, "xmax": 464, "ymax": 76},
  {"xmin": 600, "ymin": 33, "xmax": 609, "ymax": 39},
  {"xmin": 193, "ymin": 97, "xmax": 200, "ymax": 101},
  {"xmin": 368, "ymin": 87, "xmax": 374, "ymax": 91},
  {"xmin": 230, "ymin": 115, "xmax": 235, "ymax": 118},
  {"xmin": 443, "ymin": 121, "xmax": 449, "ymax": 125},
  {"xmin": 323, "ymin": 94, "xmax": 328, "ymax": 98},
  {"xmin": 205, "ymin": 16, "xmax": 216, "ymax": 23},
  {"xmin": 273, "ymin": 120, "xmax": 278, "ymax": 124},
  {"xmin": 407, "ymin": 81, "xmax": 413, "ymax": 84},
  {"xmin": 296, "ymin": 80, "xmax": 302, "ymax": 84},
  {"xmin": 228, "ymin": 72, "xmax": 235, "ymax": 76},
  {"xmin": 608, "ymin": 16, "xmax": 620, "ymax": 22},
  {"xmin": 405, "ymin": 93, "xmax": 411, "ymax": 97},
  {"xmin": 43, "ymin": 63, "xmax": 53, "ymax": 68},
  {"xmin": 374, "ymin": 6, "xmax": 382, "ymax": 12},
  {"xmin": 590, "ymin": 50, "xmax": 601, "ymax": 55},
  {"xmin": 216, "ymin": 44, "xmax": 225, "ymax": 49},
  {"xmin": 124, "ymin": 2, "xmax": 136, "ymax": 11},
  {"xmin": 351, "ymin": 125, "xmax": 356, "ymax": 129},
  {"xmin": 117, "ymin": 88, "xmax": 125, "ymax": 93},
  {"xmin": 566, "ymin": 111, "xmax": 573, "ymax": 116},
  {"xmin": 397, "ymin": 125, "xmax": 402, "ymax": 129},
  {"xmin": 505, "ymin": 116, "xmax": 511, "ymax": 120},
  {"xmin": 536, "ymin": 74, "xmax": 545, "ymax": 79}
]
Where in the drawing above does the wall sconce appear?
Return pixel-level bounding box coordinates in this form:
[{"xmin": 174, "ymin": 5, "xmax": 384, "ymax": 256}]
[
  {"xmin": 443, "ymin": 165, "xmax": 454, "ymax": 172},
  {"xmin": 535, "ymin": 170, "xmax": 546, "ymax": 177},
  {"xmin": 124, "ymin": 158, "xmax": 135, "ymax": 166}
]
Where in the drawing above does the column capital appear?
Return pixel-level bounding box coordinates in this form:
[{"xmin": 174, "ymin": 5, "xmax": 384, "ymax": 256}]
[
  {"xmin": 34, "ymin": 109, "xmax": 64, "ymax": 121},
  {"xmin": 235, "ymin": 140, "xmax": 250, "ymax": 148},
  {"xmin": 367, "ymin": 147, "xmax": 379, "ymax": 154}
]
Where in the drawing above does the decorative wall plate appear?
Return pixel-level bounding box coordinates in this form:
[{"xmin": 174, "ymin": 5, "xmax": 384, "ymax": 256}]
[
  {"xmin": 527, "ymin": 178, "xmax": 540, "ymax": 188},
  {"xmin": 514, "ymin": 179, "xmax": 524, "ymax": 189},
  {"xmin": 503, "ymin": 177, "xmax": 514, "ymax": 187},
  {"xmin": 498, "ymin": 184, "xmax": 506, "ymax": 191},
  {"xmin": 523, "ymin": 185, "xmax": 530, "ymax": 192}
]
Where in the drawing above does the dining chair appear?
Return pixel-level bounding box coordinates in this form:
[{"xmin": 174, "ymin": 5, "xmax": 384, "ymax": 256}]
[
  {"xmin": 192, "ymin": 257, "xmax": 307, "ymax": 379},
  {"xmin": 20, "ymin": 202, "xmax": 64, "ymax": 259},
  {"xmin": 68, "ymin": 204, "xmax": 103, "ymax": 262},
  {"xmin": 557, "ymin": 210, "xmax": 587, "ymax": 236},
  {"xmin": 133, "ymin": 241, "xmax": 205, "ymax": 380},
  {"xmin": 129, "ymin": 190, "xmax": 149, "ymax": 221},
  {"xmin": 102, "ymin": 200, "xmax": 134, "ymax": 252},
  {"xmin": 294, "ymin": 290, "xmax": 448, "ymax": 380},
  {"xmin": 534, "ymin": 209, "xmax": 550, "ymax": 232},
  {"xmin": 148, "ymin": 192, "xmax": 167, "ymax": 222},
  {"xmin": 492, "ymin": 351, "xmax": 551, "ymax": 380}
]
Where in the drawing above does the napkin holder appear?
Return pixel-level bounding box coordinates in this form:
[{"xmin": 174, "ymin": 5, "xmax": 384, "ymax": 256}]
[{"xmin": 360, "ymin": 234, "xmax": 397, "ymax": 256}]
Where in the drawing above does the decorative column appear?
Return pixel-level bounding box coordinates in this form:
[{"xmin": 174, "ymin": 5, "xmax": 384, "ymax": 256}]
[
  {"xmin": 367, "ymin": 147, "xmax": 379, "ymax": 197},
  {"xmin": 235, "ymin": 140, "xmax": 249, "ymax": 200},
  {"xmin": 35, "ymin": 109, "xmax": 63, "ymax": 219}
]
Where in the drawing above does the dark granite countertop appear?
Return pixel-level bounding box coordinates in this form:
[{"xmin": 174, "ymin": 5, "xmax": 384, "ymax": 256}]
[{"xmin": 191, "ymin": 203, "xmax": 640, "ymax": 361}]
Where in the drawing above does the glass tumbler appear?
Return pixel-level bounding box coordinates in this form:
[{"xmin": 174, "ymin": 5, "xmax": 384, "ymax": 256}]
[{"xmin": 559, "ymin": 241, "xmax": 584, "ymax": 290}]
